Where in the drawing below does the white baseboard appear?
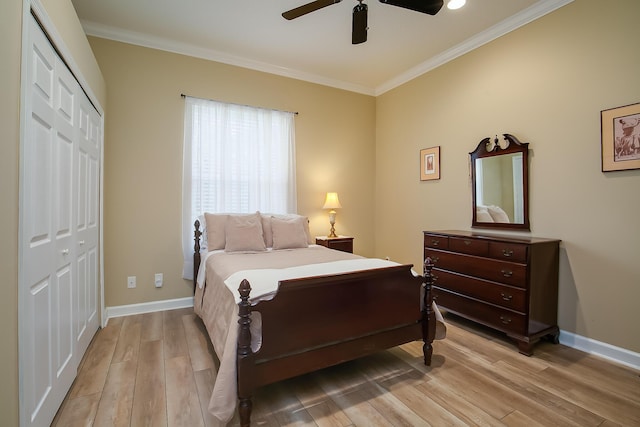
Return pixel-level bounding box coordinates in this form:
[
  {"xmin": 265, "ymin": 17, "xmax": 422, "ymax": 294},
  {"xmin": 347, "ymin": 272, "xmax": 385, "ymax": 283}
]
[
  {"xmin": 559, "ymin": 329, "xmax": 640, "ymax": 371},
  {"xmin": 103, "ymin": 298, "xmax": 639, "ymax": 371},
  {"xmin": 105, "ymin": 296, "xmax": 194, "ymax": 322}
]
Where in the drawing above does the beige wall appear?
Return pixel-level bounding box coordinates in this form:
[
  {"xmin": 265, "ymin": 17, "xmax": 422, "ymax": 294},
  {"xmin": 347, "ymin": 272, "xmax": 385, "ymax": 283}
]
[
  {"xmin": 1, "ymin": 0, "xmax": 105, "ymax": 424},
  {"xmin": 87, "ymin": 37, "xmax": 376, "ymax": 307},
  {"xmin": 375, "ymin": 0, "xmax": 640, "ymax": 352}
]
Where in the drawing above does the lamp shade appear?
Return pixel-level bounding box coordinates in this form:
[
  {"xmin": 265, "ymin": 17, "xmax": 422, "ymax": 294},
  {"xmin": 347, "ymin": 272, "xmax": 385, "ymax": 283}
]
[{"xmin": 322, "ymin": 192, "xmax": 342, "ymax": 210}]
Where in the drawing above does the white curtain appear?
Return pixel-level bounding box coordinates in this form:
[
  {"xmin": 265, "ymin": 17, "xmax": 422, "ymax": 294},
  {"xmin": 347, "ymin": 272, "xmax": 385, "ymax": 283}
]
[{"xmin": 182, "ymin": 96, "xmax": 297, "ymax": 279}]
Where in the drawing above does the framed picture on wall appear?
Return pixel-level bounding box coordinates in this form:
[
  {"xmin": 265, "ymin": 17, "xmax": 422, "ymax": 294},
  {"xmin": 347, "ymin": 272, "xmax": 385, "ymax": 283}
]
[
  {"xmin": 601, "ymin": 102, "xmax": 640, "ymax": 172},
  {"xmin": 420, "ymin": 146, "xmax": 440, "ymax": 181}
]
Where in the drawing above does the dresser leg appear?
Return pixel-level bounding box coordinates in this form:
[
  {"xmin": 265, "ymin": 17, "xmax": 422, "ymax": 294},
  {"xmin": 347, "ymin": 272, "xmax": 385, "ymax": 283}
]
[
  {"xmin": 507, "ymin": 333, "xmax": 534, "ymax": 356},
  {"xmin": 516, "ymin": 340, "xmax": 534, "ymax": 356},
  {"xmin": 548, "ymin": 327, "xmax": 560, "ymax": 344}
]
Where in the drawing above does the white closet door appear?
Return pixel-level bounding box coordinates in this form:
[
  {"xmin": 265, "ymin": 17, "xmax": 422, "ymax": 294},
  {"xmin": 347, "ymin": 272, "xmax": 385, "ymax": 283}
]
[
  {"xmin": 20, "ymin": 14, "xmax": 100, "ymax": 427},
  {"xmin": 75, "ymin": 91, "xmax": 101, "ymax": 361}
]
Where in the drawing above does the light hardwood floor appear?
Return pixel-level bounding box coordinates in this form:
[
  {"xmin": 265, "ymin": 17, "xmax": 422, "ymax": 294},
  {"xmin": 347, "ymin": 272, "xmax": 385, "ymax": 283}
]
[{"xmin": 52, "ymin": 308, "xmax": 640, "ymax": 426}]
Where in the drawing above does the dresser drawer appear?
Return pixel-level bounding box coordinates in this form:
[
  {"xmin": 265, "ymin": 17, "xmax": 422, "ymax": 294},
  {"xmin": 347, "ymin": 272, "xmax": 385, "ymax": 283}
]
[
  {"xmin": 426, "ymin": 249, "xmax": 527, "ymax": 289},
  {"xmin": 489, "ymin": 242, "xmax": 527, "ymax": 263},
  {"xmin": 433, "ymin": 288, "xmax": 527, "ymax": 336},
  {"xmin": 424, "ymin": 234, "xmax": 449, "ymax": 250},
  {"xmin": 449, "ymin": 236, "xmax": 488, "ymax": 256},
  {"xmin": 433, "ymin": 269, "xmax": 527, "ymax": 312}
]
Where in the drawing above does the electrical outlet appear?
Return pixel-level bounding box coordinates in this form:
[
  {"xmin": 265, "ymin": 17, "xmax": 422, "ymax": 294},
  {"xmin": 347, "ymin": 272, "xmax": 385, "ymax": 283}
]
[
  {"xmin": 127, "ymin": 276, "xmax": 136, "ymax": 289},
  {"xmin": 154, "ymin": 273, "xmax": 163, "ymax": 288}
]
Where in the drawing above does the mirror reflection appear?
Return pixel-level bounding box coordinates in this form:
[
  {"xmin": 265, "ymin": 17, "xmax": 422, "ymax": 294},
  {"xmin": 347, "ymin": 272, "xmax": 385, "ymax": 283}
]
[
  {"xmin": 475, "ymin": 153, "xmax": 524, "ymax": 224},
  {"xmin": 471, "ymin": 134, "xmax": 530, "ymax": 230}
]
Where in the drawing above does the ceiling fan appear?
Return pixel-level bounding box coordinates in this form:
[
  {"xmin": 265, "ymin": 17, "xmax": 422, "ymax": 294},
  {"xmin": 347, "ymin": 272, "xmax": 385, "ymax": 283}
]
[{"xmin": 282, "ymin": 0, "xmax": 445, "ymax": 44}]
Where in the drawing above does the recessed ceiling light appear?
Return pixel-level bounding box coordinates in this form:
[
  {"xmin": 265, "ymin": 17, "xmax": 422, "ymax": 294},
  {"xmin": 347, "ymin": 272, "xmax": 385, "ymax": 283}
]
[{"xmin": 447, "ymin": 0, "xmax": 466, "ymax": 10}]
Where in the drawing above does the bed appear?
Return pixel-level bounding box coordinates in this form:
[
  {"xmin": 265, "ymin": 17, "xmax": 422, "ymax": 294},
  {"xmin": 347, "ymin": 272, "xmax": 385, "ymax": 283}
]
[{"xmin": 192, "ymin": 212, "xmax": 444, "ymax": 426}]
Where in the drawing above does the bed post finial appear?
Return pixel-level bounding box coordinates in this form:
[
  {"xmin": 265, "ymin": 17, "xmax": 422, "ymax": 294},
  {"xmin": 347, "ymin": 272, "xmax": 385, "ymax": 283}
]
[
  {"xmin": 237, "ymin": 279, "xmax": 253, "ymax": 427},
  {"xmin": 193, "ymin": 219, "xmax": 202, "ymax": 293},
  {"xmin": 194, "ymin": 219, "xmax": 202, "ymax": 253},
  {"xmin": 238, "ymin": 279, "xmax": 252, "ymax": 357},
  {"xmin": 422, "ymin": 257, "xmax": 436, "ymax": 366}
]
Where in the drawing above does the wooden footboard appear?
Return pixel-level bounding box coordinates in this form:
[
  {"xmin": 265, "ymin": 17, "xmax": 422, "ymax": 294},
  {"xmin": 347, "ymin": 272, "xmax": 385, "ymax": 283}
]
[{"xmin": 237, "ymin": 261, "xmax": 436, "ymax": 427}]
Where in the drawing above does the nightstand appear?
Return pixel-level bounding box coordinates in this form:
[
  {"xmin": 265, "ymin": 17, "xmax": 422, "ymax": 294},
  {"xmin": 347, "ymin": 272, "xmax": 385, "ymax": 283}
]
[{"xmin": 315, "ymin": 236, "xmax": 354, "ymax": 253}]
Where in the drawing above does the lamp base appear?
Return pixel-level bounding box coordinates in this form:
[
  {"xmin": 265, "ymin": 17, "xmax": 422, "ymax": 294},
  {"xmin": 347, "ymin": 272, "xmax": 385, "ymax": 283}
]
[{"xmin": 328, "ymin": 210, "xmax": 337, "ymax": 238}]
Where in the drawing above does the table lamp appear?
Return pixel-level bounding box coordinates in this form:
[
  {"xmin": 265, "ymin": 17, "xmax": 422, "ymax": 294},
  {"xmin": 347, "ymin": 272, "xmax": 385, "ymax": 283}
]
[{"xmin": 322, "ymin": 192, "xmax": 342, "ymax": 238}]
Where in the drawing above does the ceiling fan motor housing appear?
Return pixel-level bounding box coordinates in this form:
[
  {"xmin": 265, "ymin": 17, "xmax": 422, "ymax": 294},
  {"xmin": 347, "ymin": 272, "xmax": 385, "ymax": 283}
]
[{"xmin": 352, "ymin": 3, "xmax": 368, "ymax": 44}]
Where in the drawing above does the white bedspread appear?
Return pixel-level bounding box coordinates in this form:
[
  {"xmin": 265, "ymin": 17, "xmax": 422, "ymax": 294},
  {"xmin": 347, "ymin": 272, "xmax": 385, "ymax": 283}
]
[{"xmin": 193, "ymin": 246, "xmax": 445, "ymax": 423}]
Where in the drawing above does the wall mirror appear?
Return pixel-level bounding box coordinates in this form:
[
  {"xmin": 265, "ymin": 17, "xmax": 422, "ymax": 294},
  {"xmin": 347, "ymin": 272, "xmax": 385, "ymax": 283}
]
[{"xmin": 471, "ymin": 133, "xmax": 530, "ymax": 230}]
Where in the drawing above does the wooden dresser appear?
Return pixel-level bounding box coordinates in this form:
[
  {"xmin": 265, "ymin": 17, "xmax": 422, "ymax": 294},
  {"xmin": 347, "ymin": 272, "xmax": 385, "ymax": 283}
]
[{"xmin": 423, "ymin": 230, "xmax": 560, "ymax": 355}]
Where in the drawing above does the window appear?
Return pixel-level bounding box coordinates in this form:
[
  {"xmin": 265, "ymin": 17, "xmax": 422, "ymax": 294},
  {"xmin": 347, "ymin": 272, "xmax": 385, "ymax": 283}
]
[{"xmin": 181, "ymin": 96, "xmax": 297, "ymax": 278}]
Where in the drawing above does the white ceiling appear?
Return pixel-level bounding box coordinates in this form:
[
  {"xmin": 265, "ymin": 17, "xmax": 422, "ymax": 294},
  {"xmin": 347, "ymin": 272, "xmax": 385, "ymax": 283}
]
[{"xmin": 71, "ymin": 0, "xmax": 571, "ymax": 95}]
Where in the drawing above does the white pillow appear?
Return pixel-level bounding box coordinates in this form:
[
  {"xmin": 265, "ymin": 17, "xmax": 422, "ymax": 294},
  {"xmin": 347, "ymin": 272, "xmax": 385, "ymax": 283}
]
[
  {"xmin": 476, "ymin": 206, "xmax": 494, "ymax": 222},
  {"xmin": 261, "ymin": 215, "xmax": 274, "ymax": 247},
  {"xmin": 271, "ymin": 216, "xmax": 309, "ymax": 250},
  {"xmin": 224, "ymin": 213, "xmax": 266, "ymax": 253},
  {"xmin": 204, "ymin": 213, "xmax": 228, "ymax": 250},
  {"xmin": 487, "ymin": 205, "xmax": 510, "ymax": 223},
  {"xmin": 261, "ymin": 213, "xmax": 312, "ymax": 247}
]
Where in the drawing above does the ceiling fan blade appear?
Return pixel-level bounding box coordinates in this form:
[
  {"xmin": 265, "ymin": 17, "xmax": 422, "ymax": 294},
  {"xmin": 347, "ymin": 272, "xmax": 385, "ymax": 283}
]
[
  {"xmin": 282, "ymin": 0, "xmax": 342, "ymax": 20},
  {"xmin": 378, "ymin": 0, "xmax": 444, "ymax": 15},
  {"xmin": 352, "ymin": 3, "xmax": 368, "ymax": 44}
]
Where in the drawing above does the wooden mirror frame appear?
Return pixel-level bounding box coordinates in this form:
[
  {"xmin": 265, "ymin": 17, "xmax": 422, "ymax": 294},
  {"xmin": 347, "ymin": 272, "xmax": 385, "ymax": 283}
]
[{"xmin": 470, "ymin": 133, "xmax": 530, "ymax": 231}]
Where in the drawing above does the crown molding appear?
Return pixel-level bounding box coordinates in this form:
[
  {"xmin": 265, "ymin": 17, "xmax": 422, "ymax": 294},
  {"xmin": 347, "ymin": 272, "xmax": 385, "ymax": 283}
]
[
  {"xmin": 80, "ymin": 20, "xmax": 376, "ymax": 96},
  {"xmin": 81, "ymin": 0, "xmax": 572, "ymax": 97},
  {"xmin": 375, "ymin": 0, "xmax": 574, "ymax": 95}
]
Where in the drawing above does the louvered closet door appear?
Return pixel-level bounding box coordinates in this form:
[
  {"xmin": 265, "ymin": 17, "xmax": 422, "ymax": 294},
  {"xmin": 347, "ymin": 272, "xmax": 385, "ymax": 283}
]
[{"xmin": 20, "ymin": 14, "xmax": 101, "ymax": 427}]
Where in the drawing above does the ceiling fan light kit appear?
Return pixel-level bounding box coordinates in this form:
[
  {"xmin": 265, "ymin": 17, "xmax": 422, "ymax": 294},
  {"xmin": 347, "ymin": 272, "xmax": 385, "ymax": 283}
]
[
  {"xmin": 283, "ymin": 0, "xmax": 446, "ymax": 45},
  {"xmin": 447, "ymin": 0, "xmax": 466, "ymax": 10}
]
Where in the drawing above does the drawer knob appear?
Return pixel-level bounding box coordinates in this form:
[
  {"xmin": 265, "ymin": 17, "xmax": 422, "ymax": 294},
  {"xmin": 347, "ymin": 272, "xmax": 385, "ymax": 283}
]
[
  {"xmin": 463, "ymin": 240, "xmax": 472, "ymax": 246},
  {"xmin": 500, "ymin": 316, "xmax": 512, "ymax": 325},
  {"xmin": 431, "ymin": 240, "xmax": 439, "ymax": 246},
  {"xmin": 501, "ymin": 293, "xmax": 513, "ymax": 301},
  {"xmin": 501, "ymin": 269, "xmax": 513, "ymax": 278},
  {"xmin": 502, "ymin": 249, "xmax": 514, "ymax": 257}
]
